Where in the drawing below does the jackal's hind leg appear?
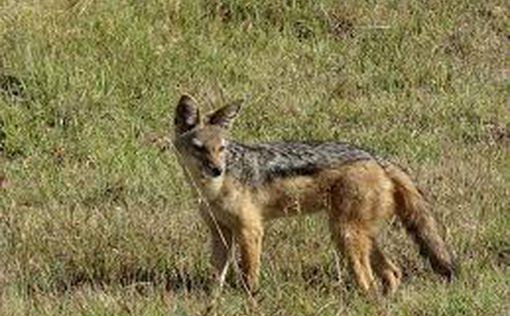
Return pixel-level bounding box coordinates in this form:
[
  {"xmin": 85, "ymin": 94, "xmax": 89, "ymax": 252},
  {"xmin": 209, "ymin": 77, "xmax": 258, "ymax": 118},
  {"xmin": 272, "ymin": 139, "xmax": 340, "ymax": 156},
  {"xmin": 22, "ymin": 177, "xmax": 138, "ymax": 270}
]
[
  {"xmin": 329, "ymin": 221, "xmax": 379, "ymax": 295},
  {"xmin": 371, "ymin": 242, "xmax": 402, "ymax": 295}
]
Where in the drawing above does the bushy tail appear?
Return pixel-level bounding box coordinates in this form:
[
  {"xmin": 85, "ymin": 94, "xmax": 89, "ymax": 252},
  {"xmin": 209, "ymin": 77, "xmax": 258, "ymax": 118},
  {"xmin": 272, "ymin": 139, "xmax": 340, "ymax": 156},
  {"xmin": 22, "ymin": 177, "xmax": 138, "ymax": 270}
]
[{"xmin": 384, "ymin": 163, "xmax": 455, "ymax": 281}]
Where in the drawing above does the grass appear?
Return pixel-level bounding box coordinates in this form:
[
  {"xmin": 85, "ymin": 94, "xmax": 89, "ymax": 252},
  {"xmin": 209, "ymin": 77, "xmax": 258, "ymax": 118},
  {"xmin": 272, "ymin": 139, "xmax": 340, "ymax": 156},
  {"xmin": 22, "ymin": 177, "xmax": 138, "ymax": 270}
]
[{"xmin": 0, "ymin": 0, "xmax": 509, "ymax": 315}]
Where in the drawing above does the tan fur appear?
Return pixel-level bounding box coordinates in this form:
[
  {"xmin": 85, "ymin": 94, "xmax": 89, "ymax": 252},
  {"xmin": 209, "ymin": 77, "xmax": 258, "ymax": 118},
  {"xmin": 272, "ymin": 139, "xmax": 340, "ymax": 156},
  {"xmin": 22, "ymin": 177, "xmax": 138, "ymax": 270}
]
[
  {"xmin": 189, "ymin": 160, "xmax": 404, "ymax": 294},
  {"xmin": 173, "ymin": 95, "xmax": 454, "ymax": 296}
]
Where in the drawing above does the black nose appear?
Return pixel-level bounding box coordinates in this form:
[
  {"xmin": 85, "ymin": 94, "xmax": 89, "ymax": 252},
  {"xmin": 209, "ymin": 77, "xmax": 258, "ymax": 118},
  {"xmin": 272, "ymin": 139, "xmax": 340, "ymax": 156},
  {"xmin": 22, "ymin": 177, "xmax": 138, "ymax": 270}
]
[{"xmin": 210, "ymin": 167, "xmax": 223, "ymax": 177}]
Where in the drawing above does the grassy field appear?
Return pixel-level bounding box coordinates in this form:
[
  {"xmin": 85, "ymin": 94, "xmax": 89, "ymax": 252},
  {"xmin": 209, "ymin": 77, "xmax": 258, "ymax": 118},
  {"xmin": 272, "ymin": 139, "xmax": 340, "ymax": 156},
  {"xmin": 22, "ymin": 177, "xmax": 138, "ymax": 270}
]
[{"xmin": 0, "ymin": 0, "xmax": 508, "ymax": 315}]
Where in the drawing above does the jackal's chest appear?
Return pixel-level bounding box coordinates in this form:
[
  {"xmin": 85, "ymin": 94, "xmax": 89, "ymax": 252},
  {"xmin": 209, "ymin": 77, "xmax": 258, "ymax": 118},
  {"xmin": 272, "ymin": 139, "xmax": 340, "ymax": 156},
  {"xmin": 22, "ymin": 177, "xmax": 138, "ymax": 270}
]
[
  {"xmin": 197, "ymin": 176, "xmax": 254, "ymax": 224},
  {"xmin": 196, "ymin": 177, "xmax": 224, "ymax": 199}
]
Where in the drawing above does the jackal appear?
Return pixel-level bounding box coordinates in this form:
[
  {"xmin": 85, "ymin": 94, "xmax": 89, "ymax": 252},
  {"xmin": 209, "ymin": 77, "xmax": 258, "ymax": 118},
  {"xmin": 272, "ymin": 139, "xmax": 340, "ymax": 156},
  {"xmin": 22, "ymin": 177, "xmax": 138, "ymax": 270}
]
[{"xmin": 172, "ymin": 94, "xmax": 455, "ymax": 295}]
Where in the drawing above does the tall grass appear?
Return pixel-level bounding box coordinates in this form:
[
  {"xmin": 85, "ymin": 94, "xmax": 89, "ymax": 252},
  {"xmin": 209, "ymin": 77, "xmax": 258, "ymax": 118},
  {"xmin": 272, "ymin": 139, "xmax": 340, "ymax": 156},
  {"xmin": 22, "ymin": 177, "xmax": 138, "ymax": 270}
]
[{"xmin": 0, "ymin": 1, "xmax": 508, "ymax": 315}]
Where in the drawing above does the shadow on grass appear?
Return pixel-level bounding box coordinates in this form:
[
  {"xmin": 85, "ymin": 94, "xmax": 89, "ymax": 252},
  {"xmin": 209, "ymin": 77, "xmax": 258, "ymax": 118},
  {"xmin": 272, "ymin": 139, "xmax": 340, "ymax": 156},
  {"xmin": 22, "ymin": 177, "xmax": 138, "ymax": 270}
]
[
  {"xmin": 24, "ymin": 266, "xmax": 212, "ymax": 295},
  {"xmin": 279, "ymin": 258, "xmax": 446, "ymax": 293}
]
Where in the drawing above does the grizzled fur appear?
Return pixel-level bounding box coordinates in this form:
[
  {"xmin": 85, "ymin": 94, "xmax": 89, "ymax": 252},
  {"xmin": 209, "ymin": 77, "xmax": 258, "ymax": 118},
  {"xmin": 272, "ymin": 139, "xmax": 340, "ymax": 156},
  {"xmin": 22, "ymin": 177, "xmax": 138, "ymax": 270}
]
[
  {"xmin": 226, "ymin": 141, "xmax": 375, "ymax": 186},
  {"xmin": 172, "ymin": 94, "xmax": 455, "ymax": 296}
]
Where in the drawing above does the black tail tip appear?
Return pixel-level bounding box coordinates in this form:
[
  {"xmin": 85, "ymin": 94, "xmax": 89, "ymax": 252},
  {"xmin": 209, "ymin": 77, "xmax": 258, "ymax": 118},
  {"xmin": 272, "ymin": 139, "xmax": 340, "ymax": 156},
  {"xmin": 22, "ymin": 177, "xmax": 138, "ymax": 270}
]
[{"xmin": 432, "ymin": 259, "xmax": 458, "ymax": 282}]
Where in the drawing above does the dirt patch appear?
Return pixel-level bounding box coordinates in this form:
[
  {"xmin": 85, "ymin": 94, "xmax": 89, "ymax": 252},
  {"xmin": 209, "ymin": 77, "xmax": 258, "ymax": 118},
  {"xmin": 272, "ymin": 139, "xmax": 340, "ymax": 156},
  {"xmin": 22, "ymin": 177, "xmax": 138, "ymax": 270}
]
[
  {"xmin": 0, "ymin": 73, "xmax": 24, "ymax": 98},
  {"xmin": 328, "ymin": 12, "xmax": 355, "ymax": 40},
  {"xmin": 489, "ymin": 240, "xmax": 510, "ymax": 268},
  {"xmin": 484, "ymin": 121, "xmax": 510, "ymax": 148}
]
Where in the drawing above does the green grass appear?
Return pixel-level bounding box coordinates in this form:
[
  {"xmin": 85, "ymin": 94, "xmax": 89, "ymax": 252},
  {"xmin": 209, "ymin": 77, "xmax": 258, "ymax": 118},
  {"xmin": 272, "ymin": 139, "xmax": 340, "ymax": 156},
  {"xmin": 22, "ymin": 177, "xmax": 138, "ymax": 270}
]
[{"xmin": 0, "ymin": 0, "xmax": 509, "ymax": 315}]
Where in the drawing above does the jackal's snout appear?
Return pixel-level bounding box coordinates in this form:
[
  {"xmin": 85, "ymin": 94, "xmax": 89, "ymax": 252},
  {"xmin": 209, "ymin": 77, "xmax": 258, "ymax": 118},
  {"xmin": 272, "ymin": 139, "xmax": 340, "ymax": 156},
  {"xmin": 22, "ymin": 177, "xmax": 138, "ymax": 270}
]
[
  {"xmin": 206, "ymin": 163, "xmax": 223, "ymax": 178},
  {"xmin": 201, "ymin": 149, "xmax": 225, "ymax": 178}
]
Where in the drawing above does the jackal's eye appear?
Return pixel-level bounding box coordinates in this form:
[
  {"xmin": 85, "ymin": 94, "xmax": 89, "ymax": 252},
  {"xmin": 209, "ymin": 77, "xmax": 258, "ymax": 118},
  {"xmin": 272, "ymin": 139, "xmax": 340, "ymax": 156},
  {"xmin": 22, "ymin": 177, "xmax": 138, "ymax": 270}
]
[
  {"xmin": 219, "ymin": 145, "xmax": 226, "ymax": 152},
  {"xmin": 191, "ymin": 138, "xmax": 204, "ymax": 150}
]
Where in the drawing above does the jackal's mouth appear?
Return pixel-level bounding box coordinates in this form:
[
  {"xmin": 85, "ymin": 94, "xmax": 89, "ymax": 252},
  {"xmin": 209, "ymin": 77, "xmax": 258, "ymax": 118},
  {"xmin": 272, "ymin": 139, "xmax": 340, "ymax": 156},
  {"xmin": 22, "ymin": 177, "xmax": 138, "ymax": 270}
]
[{"xmin": 201, "ymin": 165, "xmax": 223, "ymax": 178}]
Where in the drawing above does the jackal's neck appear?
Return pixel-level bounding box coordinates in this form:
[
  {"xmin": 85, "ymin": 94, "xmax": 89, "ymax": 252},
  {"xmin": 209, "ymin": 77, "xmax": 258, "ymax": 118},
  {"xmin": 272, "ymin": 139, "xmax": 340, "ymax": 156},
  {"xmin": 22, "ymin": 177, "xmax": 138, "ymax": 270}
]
[{"xmin": 195, "ymin": 175, "xmax": 225, "ymax": 201}]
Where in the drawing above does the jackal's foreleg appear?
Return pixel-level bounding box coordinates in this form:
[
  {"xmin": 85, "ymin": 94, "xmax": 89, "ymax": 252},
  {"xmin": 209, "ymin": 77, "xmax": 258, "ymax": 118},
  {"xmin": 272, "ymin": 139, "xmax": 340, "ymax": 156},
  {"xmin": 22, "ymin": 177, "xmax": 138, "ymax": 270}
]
[
  {"xmin": 236, "ymin": 221, "xmax": 264, "ymax": 293},
  {"xmin": 199, "ymin": 205, "xmax": 234, "ymax": 288},
  {"xmin": 210, "ymin": 224, "xmax": 234, "ymax": 287}
]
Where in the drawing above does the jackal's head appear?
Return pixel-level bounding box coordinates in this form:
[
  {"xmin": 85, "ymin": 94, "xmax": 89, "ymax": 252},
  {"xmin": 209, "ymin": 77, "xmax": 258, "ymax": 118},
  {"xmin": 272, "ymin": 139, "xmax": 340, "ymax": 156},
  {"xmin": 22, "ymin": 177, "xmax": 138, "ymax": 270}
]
[{"xmin": 173, "ymin": 94, "xmax": 242, "ymax": 184}]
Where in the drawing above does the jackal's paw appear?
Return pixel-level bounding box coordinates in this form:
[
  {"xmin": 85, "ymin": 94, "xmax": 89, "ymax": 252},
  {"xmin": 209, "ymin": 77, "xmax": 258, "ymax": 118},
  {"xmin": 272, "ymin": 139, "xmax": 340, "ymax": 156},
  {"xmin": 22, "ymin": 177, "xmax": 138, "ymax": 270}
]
[
  {"xmin": 381, "ymin": 267, "xmax": 402, "ymax": 296},
  {"xmin": 241, "ymin": 275, "xmax": 260, "ymax": 296}
]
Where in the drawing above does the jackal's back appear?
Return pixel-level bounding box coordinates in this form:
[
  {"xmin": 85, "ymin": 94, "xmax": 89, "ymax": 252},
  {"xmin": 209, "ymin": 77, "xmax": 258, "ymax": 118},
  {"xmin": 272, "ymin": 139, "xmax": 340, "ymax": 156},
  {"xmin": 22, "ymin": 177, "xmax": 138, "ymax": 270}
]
[{"xmin": 225, "ymin": 141, "xmax": 376, "ymax": 186}]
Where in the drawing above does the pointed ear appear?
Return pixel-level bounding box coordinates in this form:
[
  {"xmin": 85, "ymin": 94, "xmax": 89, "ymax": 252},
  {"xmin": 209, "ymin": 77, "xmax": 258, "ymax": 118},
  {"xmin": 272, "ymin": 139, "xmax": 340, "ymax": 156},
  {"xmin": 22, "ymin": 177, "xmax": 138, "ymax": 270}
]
[
  {"xmin": 174, "ymin": 94, "xmax": 200, "ymax": 135},
  {"xmin": 206, "ymin": 99, "xmax": 243, "ymax": 129}
]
